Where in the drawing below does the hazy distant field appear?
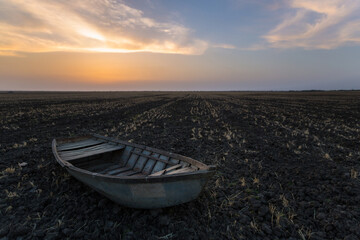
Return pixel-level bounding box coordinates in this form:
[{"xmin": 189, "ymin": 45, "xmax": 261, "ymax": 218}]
[{"xmin": 1, "ymin": 91, "xmax": 359, "ymax": 239}]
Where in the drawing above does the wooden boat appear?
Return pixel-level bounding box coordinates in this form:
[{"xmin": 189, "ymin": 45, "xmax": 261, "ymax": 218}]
[{"xmin": 52, "ymin": 134, "xmax": 215, "ymax": 209}]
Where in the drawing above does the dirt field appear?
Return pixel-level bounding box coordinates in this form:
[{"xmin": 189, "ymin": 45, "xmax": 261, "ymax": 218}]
[{"xmin": 1, "ymin": 91, "xmax": 359, "ymax": 240}]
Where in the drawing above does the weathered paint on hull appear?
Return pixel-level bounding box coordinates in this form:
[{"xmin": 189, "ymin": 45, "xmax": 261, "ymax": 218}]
[{"xmin": 67, "ymin": 168, "xmax": 209, "ymax": 209}]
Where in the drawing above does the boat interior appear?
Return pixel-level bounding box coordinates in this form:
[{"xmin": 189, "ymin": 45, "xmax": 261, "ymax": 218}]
[{"xmin": 55, "ymin": 136, "xmax": 203, "ymax": 177}]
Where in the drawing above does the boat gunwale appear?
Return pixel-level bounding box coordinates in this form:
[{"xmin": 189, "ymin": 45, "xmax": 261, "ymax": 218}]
[{"xmin": 52, "ymin": 135, "xmax": 216, "ymax": 184}]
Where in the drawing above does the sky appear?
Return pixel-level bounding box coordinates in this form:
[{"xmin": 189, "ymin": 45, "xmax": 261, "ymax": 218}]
[{"xmin": 0, "ymin": 0, "xmax": 360, "ymax": 91}]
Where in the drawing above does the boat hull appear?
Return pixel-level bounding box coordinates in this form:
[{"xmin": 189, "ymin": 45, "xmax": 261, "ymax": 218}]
[
  {"xmin": 67, "ymin": 168, "xmax": 211, "ymax": 209},
  {"xmin": 52, "ymin": 134, "xmax": 216, "ymax": 209}
]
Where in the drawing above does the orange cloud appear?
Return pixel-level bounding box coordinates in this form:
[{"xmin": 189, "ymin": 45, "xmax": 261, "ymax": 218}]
[
  {"xmin": 263, "ymin": 0, "xmax": 360, "ymax": 49},
  {"xmin": 0, "ymin": 0, "xmax": 208, "ymax": 55}
]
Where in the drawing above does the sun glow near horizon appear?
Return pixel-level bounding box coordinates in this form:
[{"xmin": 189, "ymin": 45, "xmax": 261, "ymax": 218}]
[{"xmin": 0, "ymin": 51, "xmax": 226, "ymax": 86}]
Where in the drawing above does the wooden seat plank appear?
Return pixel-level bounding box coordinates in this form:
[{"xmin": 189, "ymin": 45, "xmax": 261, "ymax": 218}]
[
  {"xmin": 57, "ymin": 139, "xmax": 95, "ymax": 149},
  {"xmin": 149, "ymin": 164, "xmax": 183, "ymax": 177},
  {"xmin": 60, "ymin": 143, "xmax": 122, "ymax": 158},
  {"xmin": 60, "ymin": 143, "xmax": 122, "ymax": 156},
  {"xmin": 58, "ymin": 139, "xmax": 105, "ymax": 151},
  {"xmin": 59, "ymin": 144, "xmax": 108, "ymax": 157},
  {"xmin": 58, "ymin": 142, "xmax": 105, "ymax": 152},
  {"xmin": 61, "ymin": 145, "xmax": 124, "ymax": 161},
  {"xmin": 165, "ymin": 167, "xmax": 196, "ymax": 175}
]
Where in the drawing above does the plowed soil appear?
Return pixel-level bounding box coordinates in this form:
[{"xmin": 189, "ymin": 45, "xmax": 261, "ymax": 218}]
[{"xmin": 1, "ymin": 91, "xmax": 359, "ymax": 240}]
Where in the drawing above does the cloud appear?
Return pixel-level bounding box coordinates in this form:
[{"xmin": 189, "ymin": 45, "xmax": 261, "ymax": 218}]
[
  {"xmin": 263, "ymin": 0, "xmax": 360, "ymax": 49},
  {"xmin": 212, "ymin": 44, "xmax": 236, "ymax": 49},
  {"xmin": 0, "ymin": 0, "xmax": 208, "ymax": 55}
]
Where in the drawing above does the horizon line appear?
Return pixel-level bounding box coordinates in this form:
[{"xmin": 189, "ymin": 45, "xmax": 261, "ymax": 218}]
[{"xmin": 1, "ymin": 89, "xmax": 359, "ymax": 93}]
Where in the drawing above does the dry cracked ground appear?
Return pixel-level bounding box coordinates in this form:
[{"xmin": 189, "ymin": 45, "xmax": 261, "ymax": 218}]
[{"xmin": 0, "ymin": 91, "xmax": 359, "ymax": 240}]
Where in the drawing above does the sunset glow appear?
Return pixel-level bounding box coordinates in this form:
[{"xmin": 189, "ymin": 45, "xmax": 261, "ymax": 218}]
[
  {"xmin": 0, "ymin": 0, "xmax": 360, "ymax": 90},
  {"xmin": 0, "ymin": 0, "xmax": 208, "ymax": 56}
]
